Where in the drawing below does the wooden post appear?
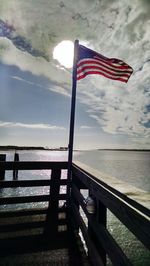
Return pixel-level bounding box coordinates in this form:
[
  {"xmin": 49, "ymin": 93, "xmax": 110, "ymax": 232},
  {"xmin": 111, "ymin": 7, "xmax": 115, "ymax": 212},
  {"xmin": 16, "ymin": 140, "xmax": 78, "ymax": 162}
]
[
  {"xmin": 13, "ymin": 152, "xmax": 19, "ymax": 180},
  {"xmin": 88, "ymin": 192, "xmax": 107, "ymax": 265},
  {"xmin": 71, "ymin": 174, "xmax": 80, "ymax": 232},
  {"xmin": 96, "ymin": 199, "xmax": 107, "ymax": 265},
  {"xmin": 44, "ymin": 168, "xmax": 61, "ymax": 236},
  {"xmin": 0, "ymin": 154, "xmax": 6, "ymax": 180}
]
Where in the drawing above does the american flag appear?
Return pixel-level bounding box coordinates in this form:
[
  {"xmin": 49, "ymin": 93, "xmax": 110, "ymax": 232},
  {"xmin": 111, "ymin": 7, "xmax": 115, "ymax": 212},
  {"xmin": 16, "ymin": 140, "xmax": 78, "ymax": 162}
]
[{"xmin": 76, "ymin": 45, "xmax": 133, "ymax": 83}]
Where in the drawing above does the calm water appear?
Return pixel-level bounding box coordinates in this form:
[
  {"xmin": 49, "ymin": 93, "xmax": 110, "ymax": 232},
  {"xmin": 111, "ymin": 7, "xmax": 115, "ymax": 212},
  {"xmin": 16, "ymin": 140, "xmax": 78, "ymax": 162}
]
[
  {"xmin": 74, "ymin": 150, "xmax": 150, "ymax": 192},
  {"xmin": 0, "ymin": 149, "xmax": 150, "ymax": 265}
]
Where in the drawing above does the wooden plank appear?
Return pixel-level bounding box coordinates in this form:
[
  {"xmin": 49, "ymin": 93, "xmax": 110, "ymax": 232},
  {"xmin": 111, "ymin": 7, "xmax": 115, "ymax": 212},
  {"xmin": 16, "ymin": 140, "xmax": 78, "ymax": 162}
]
[
  {"xmin": 0, "ymin": 179, "xmax": 67, "ymax": 188},
  {"xmin": 0, "ymin": 207, "xmax": 66, "ymax": 218},
  {"xmin": 72, "ymin": 184, "xmax": 132, "ymax": 266},
  {"xmin": 0, "ymin": 221, "xmax": 45, "ymax": 232},
  {"xmin": 0, "ymin": 218, "xmax": 67, "ymax": 233},
  {"xmin": 72, "ymin": 174, "xmax": 87, "ymax": 189},
  {"xmin": 0, "ymin": 161, "xmax": 68, "ymax": 170},
  {"xmin": 0, "ymin": 194, "xmax": 67, "ymax": 205},
  {"xmin": 0, "ymin": 208, "xmax": 48, "ymax": 218},
  {"xmin": 72, "ymin": 165, "xmax": 150, "ymax": 249},
  {"xmin": 71, "ymin": 201, "xmax": 104, "ymax": 266},
  {"xmin": 0, "ymin": 231, "xmax": 69, "ymax": 253}
]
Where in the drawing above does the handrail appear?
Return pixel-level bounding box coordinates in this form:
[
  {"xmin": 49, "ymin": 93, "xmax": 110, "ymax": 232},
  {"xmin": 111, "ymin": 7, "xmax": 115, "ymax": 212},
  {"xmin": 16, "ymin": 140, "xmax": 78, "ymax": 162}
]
[
  {"xmin": 0, "ymin": 179, "xmax": 67, "ymax": 187},
  {"xmin": 72, "ymin": 163, "xmax": 149, "ymax": 217},
  {"xmin": 0, "ymin": 161, "xmax": 68, "ymax": 170},
  {"xmin": 71, "ymin": 163, "xmax": 150, "ymax": 266}
]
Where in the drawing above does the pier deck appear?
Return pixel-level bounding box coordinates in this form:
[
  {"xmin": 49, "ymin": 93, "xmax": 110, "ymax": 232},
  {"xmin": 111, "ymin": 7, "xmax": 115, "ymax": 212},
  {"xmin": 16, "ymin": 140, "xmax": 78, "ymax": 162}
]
[{"xmin": 0, "ymin": 207, "xmax": 88, "ymax": 266}]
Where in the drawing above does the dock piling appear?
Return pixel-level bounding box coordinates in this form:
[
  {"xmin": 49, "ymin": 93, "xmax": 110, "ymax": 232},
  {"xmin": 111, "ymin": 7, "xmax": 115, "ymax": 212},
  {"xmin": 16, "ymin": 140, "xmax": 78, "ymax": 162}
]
[{"xmin": 13, "ymin": 152, "xmax": 19, "ymax": 180}]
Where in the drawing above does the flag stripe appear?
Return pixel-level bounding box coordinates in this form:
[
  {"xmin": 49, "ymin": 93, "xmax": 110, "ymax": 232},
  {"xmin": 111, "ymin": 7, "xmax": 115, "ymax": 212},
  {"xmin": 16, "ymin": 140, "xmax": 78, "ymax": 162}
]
[
  {"xmin": 77, "ymin": 70, "xmax": 129, "ymax": 81},
  {"xmin": 77, "ymin": 71, "xmax": 129, "ymax": 81},
  {"xmin": 94, "ymin": 55, "xmax": 131, "ymax": 68},
  {"xmin": 77, "ymin": 58, "xmax": 133, "ymax": 72},
  {"xmin": 77, "ymin": 70, "xmax": 129, "ymax": 83},
  {"xmin": 77, "ymin": 63, "xmax": 132, "ymax": 77}
]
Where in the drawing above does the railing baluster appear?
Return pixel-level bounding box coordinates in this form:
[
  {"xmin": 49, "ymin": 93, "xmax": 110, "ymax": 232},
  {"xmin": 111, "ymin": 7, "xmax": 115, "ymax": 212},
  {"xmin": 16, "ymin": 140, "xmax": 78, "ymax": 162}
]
[
  {"xmin": 96, "ymin": 200, "xmax": 107, "ymax": 265},
  {"xmin": 88, "ymin": 192, "xmax": 107, "ymax": 265},
  {"xmin": 0, "ymin": 154, "xmax": 6, "ymax": 180},
  {"xmin": 71, "ymin": 174, "xmax": 80, "ymax": 231}
]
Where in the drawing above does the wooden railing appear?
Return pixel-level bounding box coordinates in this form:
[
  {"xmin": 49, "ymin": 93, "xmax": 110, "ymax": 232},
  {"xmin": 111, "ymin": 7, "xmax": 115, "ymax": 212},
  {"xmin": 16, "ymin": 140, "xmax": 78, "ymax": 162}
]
[
  {"xmin": 0, "ymin": 161, "xmax": 68, "ymax": 236},
  {"xmin": 0, "ymin": 161, "xmax": 149, "ymax": 266},
  {"xmin": 70, "ymin": 163, "xmax": 150, "ymax": 266}
]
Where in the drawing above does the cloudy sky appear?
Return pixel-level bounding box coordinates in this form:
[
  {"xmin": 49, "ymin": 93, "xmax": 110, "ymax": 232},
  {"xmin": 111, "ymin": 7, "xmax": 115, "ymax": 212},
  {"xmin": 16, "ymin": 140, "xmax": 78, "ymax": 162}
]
[{"xmin": 0, "ymin": 0, "xmax": 150, "ymax": 150}]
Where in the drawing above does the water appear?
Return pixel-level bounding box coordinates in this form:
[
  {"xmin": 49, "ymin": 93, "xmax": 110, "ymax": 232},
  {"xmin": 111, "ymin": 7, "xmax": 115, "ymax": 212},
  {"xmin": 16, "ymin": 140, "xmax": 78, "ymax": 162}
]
[
  {"xmin": 0, "ymin": 149, "xmax": 150, "ymax": 265},
  {"xmin": 2, "ymin": 149, "xmax": 150, "ymax": 193},
  {"xmin": 74, "ymin": 150, "xmax": 150, "ymax": 192}
]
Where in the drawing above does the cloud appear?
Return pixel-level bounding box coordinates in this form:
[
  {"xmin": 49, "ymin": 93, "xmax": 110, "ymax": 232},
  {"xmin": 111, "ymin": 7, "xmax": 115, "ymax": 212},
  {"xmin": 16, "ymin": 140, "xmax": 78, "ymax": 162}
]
[
  {"xmin": 0, "ymin": 19, "xmax": 48, "ymax": 60},
  {"xmin": 0, "ymin": 38, "xmax": 71, "ymax": 89},
  {"xmin": 49, "ymin": 85, "xmax": 70, "ymax": 97},
  {"xmin": 11, "ymin": 74, "xmax": 71, "ymax": 97},
  {"xmin": 79, "ymin": 78, "xmax": 150, "ymax": 139},
  {"xmin": 11, "ymin": 75, "xmax": 39, "ymax": 86},
  {"xmin": 0, "ymin": 0, "xmax": 150, "ymax": 147},
  {"xmin": 80, "ymin": 125, "xmax": 94, "ymax": 129},
  {"xmin": 0, "ymin": 121, "xmax": 66, "ymax": 130}
]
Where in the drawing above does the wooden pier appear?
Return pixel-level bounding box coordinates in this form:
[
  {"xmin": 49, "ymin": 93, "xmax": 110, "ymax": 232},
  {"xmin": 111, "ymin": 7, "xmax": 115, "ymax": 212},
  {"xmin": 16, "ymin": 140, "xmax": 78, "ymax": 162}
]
[{"xmin": 0, "ymin": 161, "xmax": 149, "ymax": 265}]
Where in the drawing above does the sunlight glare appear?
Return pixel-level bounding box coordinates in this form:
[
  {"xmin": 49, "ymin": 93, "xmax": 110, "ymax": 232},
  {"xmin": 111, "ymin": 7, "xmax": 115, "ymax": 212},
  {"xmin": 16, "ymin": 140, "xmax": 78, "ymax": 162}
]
[{"xmin": 53, "ymin": 40, "xmax": 74, "ymax": 68}]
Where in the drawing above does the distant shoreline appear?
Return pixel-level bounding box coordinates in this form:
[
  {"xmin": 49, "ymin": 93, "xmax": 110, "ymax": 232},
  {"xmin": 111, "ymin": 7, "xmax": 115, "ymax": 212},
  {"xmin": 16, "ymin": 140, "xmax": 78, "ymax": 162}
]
[
  {"xmin": 0, "ymin": 145, "xmax": 68, "ymax": 151},
  {"xmin": 97, "ymin": 149, "xmax": 150, "ymax": 152},
  {"xmin": 0, "ymin": 145, "xmax": 149, "ymax": 152}
]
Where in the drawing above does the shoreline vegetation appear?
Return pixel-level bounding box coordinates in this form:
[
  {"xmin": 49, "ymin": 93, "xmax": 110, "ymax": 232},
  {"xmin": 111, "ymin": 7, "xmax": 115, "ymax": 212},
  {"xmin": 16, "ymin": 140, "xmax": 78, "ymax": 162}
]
[
  {"xmin": 0, "ymin": 145, "xmax": 68, "ymax": 151},
  {"xmin": 0, "ymin": 145, "xmax": 149, "ymax": 152}
]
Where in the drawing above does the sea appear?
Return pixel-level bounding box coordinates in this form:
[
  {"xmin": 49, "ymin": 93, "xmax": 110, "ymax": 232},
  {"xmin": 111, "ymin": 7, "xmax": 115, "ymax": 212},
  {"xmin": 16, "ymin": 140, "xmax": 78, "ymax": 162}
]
[{"xmin": 0, "ymin": 149, "xmax": 150, "ymax": 265}]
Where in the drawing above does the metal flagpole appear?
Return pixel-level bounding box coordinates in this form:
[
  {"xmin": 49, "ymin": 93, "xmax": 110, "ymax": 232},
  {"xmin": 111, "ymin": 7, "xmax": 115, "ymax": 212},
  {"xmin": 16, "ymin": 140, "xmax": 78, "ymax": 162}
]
[{"xmin": 67, "ymin": 39, "xmax": 79, "ymax": 200}]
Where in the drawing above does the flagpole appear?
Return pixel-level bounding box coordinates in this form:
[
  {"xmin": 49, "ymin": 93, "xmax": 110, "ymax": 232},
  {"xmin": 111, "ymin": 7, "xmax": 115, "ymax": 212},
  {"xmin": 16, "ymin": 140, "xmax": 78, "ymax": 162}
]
[{"xmin": 67, "ymin": 39, "xmax": 79, "ymax": 199}]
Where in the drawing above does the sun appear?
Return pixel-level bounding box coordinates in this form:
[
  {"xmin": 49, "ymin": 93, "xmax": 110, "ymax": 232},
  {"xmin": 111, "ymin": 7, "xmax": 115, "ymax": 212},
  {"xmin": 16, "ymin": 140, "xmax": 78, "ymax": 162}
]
[{"xmin": 53, "ymin": 40, "xmax": 74, "ymax": 68}]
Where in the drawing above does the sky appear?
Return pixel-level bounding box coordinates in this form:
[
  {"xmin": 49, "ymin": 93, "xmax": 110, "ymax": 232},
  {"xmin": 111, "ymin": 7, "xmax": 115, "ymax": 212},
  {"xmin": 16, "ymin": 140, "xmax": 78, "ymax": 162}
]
[{"xmin": 0, "ymin": 0, "xmax": 150, "ymax": 150}]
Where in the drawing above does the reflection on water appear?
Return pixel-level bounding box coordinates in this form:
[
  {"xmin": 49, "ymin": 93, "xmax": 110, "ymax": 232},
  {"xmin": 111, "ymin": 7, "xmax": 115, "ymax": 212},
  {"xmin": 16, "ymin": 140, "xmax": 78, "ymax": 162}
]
[{"xmin": 107, "ymin": 210, "xmax": 150, "ymax": 266}]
